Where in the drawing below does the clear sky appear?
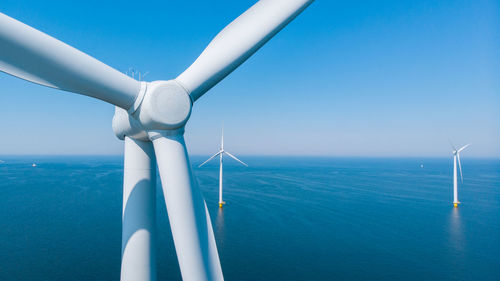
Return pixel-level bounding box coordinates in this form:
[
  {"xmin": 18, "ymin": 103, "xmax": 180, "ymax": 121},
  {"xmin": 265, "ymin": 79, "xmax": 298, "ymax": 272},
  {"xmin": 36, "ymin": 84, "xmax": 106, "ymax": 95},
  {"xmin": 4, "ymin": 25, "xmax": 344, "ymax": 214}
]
[{"xmin": 0, "ymin": 0, "xmax": 498, "ymax": 157}]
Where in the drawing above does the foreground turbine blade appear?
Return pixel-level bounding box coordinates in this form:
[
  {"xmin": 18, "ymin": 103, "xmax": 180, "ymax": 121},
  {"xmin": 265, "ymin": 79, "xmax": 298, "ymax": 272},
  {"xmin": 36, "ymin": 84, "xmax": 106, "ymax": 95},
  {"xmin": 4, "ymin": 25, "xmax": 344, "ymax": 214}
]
[
  {"xmin": 224, "ymin": 151, "xmax": 248, "ymax": 167},
  {"xmin": 122, "ymin": 137, "xmax": 157, "ymax": 281},
  {"xmin": 199, "ymin": 151, "xmax": 223, "ymax": 167},
  {"xmin": 0, "ymin": 13, "xmax": 141, "ymax": 109},
  {"xmin": 176, "ymin": 0, "xmax": 314, "ymax": 102},
  {"xmin": 150, "ymin": 131, "xmax": 223, "ymax": 281}
]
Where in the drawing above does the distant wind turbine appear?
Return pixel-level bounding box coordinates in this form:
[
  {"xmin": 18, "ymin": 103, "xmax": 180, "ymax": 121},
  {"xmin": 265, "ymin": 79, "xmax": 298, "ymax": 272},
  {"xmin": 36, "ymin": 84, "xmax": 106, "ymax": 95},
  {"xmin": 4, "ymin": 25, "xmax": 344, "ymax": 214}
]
[
  {"xmin": 199, "ymin": 128, "xmax": 248, "ymax": 208},
  {"xmin": 450, "ymin": 142, "xmax": 470, "ymax": 207}
]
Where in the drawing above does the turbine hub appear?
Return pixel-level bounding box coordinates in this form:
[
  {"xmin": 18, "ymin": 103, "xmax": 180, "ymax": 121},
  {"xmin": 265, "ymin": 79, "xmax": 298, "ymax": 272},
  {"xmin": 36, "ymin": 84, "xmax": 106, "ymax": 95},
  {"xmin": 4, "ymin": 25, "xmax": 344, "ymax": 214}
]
[
  {"xmin": 136, "ymin": 80, "xmax": 192, "ymax": 131},
  {"xmin": 112, "ymin": 80, "xmax": 192, "ymax": 140}
]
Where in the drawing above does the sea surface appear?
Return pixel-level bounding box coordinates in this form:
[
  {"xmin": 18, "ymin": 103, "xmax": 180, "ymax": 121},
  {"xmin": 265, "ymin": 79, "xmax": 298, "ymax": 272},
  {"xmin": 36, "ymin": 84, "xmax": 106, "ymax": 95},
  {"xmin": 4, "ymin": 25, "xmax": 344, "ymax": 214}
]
[{"xmin": 0, "ymin": 156, "xmax": 498, "ymax": 281}]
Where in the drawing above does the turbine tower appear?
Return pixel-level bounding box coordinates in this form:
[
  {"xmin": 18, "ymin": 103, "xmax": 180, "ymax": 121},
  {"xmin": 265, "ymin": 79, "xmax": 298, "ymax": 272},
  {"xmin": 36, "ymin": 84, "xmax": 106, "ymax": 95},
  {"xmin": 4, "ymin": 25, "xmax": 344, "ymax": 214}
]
[
  {"xmin": 0, "ymin": 1, "xmax": 314, "ymax": 280},
  {"xmin": 199, "ymin": 128, "xmax": 248, "ymax": 208},
  {"xmin": 451, "ymin": 143, "xmax": 470, "ymax": 207}
]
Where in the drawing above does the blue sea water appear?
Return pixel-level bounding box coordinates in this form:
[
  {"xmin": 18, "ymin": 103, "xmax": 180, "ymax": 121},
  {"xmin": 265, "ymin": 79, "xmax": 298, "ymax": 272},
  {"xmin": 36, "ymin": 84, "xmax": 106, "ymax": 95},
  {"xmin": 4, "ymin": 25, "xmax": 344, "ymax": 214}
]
[{"xmin": 0, "ymin": 156, "xmax": 498, "ymax": 281}]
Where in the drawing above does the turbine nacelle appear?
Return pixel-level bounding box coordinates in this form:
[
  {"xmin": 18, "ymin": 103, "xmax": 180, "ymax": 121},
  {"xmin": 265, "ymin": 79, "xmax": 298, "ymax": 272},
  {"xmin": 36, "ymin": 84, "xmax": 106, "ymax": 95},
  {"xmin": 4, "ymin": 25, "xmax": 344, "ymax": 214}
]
[{"xmin": 113, "ymin": 80, "xmax": 192, "ymax": 141}]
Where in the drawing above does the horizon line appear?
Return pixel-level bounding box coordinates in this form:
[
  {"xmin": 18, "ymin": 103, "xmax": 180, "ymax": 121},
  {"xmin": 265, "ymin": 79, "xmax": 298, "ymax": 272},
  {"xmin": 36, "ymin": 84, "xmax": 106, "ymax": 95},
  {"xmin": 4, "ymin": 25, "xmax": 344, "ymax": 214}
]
[{"xmin": 0, "ymin": 154, "xmax": 499, "ymax": 160}]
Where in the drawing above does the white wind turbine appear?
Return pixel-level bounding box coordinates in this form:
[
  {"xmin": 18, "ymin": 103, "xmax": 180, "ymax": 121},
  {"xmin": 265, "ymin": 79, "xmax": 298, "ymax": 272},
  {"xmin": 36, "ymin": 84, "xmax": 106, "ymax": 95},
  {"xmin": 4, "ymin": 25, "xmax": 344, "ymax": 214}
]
[
  {"xmin": 0, "ymin": 1, "xmax": 314, "ymax": 281},
  {"xmin": 450, "ymin": 143, "xmax": 470, "ymax": 207},
  {"xmin": 199, "ymin": 128, "xmax": 248, "ymax": 208}
]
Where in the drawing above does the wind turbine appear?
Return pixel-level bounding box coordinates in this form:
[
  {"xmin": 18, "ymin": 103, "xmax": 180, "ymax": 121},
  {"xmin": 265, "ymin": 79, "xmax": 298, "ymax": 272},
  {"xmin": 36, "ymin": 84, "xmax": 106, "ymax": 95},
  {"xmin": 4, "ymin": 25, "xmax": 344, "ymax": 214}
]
[
  {"xmin": 0, "ymin": 1, "xmax": 314, "ymax": 281},
  {"xmin": 199, "ymin": 128, "xmax": 248, "ymax": 208},
  {"xmin": 451, "ymin": 143, "xmax": 470, "ymax": 207}
]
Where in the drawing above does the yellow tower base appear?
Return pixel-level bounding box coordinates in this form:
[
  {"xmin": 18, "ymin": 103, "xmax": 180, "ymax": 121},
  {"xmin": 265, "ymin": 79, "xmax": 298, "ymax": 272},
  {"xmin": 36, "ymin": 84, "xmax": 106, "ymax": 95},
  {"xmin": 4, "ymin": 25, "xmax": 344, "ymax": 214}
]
[
  {"xmin": 219, "ymin": 202, "xmax": 225, "ymax": 208},
  {"xmin": 453, "ymin": 203, "xmax": 458, "ymax": 207}
]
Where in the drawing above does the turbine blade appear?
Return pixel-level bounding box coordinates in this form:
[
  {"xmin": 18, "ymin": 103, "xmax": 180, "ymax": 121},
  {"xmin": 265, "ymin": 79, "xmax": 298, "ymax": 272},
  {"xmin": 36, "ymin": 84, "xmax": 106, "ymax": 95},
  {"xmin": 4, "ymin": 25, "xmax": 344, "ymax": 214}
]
[
  {"xmin": 176, "ymin": 0, "xmax": 314, "ymax": 102},
  {"xmin": 221, "ymin": 126, "xmax": 224, "ymax": 151},
  {"xmin": 458, "ymin": 144, "xmax": 470, "ymax": 153},
  {"xmin": 150, "ymin": 132, "xmax": 223, "ymax": 281},
  {"xmin": 448, "ymin": 139, "xmax": 457, "ymax": 152},
  {"xmin": 457, "ymin": 153, "xmax": 464, "ymax": 182},
  {"xmin": 199, "ymin": 151, "xmax": 222, "ymax": 167},
  {"xmin": 0, "ymin": 13, "xmax": 141, "ymax": 109},
  {"xmin": 121, "ymin": 137, "xmax": 156, "ymax": 280},
  {"xmin": 224, "ymin": 151, "xmax": 248, "ymax": 167}
]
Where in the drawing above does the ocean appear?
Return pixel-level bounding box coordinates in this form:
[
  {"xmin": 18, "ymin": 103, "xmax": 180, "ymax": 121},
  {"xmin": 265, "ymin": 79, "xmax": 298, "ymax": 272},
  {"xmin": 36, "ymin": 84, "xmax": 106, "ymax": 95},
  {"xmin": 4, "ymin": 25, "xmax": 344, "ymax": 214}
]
[{"xmin": 0, "ymin": 156, "xmax": 498, "ymax": 280}]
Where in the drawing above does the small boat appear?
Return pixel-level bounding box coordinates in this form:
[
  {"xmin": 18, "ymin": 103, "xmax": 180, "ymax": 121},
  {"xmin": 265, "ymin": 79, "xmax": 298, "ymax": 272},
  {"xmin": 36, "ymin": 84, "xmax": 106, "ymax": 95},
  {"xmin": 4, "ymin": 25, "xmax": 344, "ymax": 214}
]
[{"xmin": 32, "ymin": 163, "xmax": 37, "ymax": 167}]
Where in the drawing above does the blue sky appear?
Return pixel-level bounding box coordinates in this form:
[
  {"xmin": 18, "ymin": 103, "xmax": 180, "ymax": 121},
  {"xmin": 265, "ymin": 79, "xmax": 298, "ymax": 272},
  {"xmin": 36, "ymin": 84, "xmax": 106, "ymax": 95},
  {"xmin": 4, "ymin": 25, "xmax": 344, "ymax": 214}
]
[{"xmin": 0, "ymin": 0, "xmax": 498, "ymax": 157}]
